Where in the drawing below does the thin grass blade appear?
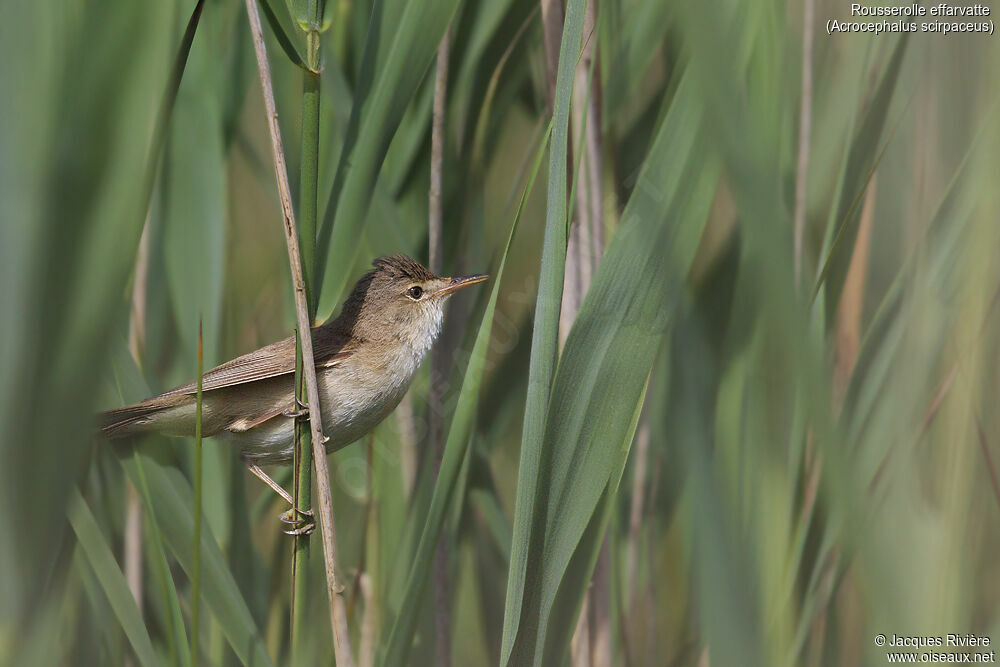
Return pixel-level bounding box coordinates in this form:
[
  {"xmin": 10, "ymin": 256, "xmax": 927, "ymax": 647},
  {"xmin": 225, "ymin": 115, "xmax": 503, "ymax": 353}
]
[
  {"xmin": 68, "ymin": 487, "xmax": 160, "ymax": 667},
  {"xmin": 190, "ymin": 320, "xmax": 204, "ymax": 667}
]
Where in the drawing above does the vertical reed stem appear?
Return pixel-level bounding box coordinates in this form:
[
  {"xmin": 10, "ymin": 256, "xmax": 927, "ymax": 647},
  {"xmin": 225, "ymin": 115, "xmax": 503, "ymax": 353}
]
[
  {"xmin": 243, "ymin": 1, "xmax": 354, "ymax": 664},
  {"xmin": 124, "ymin": 215, "xmax": 151, "ymax": 632},
  {"xmin": 291, "ymin": 23, "xmax": 322, "ymax": 664},
  {"xmin": 429, "ymin": 26, "xmax": 453, "ymax": 667},
  {"xmin": 191, "ymin": 319, "xmax": 204, "ymax": 667},
  {"xmin": 793, "ymin": 0, "xmax": 815, "ymax": 289},
  {"xmin": 566, "ymin": 4, "xmax": 608, "ymax": 663},
  {"xmin": 291, "ymin": 335, "xmax": 312, "ymax": 658}
]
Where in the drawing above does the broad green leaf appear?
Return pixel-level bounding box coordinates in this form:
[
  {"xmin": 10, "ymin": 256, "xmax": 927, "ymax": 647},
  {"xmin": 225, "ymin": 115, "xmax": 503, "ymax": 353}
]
[
  {"xmin": 503, "ymin": 70, "xmax": 721, "ymax": 665},
  {"xmin": 500, "ymin": 0, "xmax": 587, "ymax": 659},
  {"xmin": 378, "ymin": 122, "xmax": 552, "ymax": 667},
  {"xmin": 538, "ymin": 385, "xmax": 645, "ymax": 665},
  {"xmin": 68, "ymin": 487, "xmax": 160, "ymax": 667},
  {"xmin": 0, "ymin": 0, "xmax": 200, "ymax": 638}
]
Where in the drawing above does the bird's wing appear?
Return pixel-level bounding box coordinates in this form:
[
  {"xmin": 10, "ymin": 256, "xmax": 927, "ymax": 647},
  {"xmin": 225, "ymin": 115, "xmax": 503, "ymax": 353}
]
[
  {"xmin": 161, "ymin": 326, "xmax": 354, "ymax": 396},
  {"xmin": 225, "ymin": 402, "xmax": 296, "ymax": 432}
]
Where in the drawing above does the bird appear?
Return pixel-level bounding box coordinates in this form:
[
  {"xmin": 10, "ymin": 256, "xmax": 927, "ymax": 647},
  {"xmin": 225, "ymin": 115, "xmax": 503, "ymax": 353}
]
[{"xmin": 101, "ymin": 254, "xmax": 487, "ymax": 533}]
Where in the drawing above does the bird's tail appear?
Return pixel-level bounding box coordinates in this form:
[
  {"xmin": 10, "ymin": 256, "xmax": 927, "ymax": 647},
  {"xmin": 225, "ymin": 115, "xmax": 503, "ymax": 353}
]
[{"xmin": 99, "ymin": 395, "xmax": 191, "ymax": 439}]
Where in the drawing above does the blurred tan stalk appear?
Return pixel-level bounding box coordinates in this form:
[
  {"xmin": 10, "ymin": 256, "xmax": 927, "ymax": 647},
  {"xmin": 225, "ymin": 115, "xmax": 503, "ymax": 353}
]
[
  {"xmin": 123, "ymin": 214, "xmax": 152, "ymax": 639},
  {"xmin": 429, "ymin": 25, "xmax": 454, "ymax": 667},
  {"xmin": 564, "ymin": 1, "xmax": 609, "ymax": 664}
]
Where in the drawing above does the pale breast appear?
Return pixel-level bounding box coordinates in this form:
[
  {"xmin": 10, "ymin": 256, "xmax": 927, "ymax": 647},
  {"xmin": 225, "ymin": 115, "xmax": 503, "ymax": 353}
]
[
  {"xmin": 233, "ymin": 303, "xmax": 443, "ymax": 465},
  {"xmin": 319, "ymin": 305, "xmax": 442, "ymax": 451},
  {"xmin": 317, "ymin": 353, "xmax": 414, "ymax": 448}
]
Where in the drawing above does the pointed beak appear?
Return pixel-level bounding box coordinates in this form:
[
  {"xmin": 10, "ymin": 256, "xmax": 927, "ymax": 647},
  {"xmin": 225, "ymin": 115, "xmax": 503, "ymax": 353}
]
[{"xmin": 433, "ymin": 273, "xmax": 489, "ymax": 298}]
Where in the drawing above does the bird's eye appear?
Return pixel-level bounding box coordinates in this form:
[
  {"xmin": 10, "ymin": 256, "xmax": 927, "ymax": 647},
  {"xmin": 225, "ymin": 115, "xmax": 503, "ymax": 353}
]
[{"xmin": 407, "ymin": 285, "xmax": 424, "ymax": 300}]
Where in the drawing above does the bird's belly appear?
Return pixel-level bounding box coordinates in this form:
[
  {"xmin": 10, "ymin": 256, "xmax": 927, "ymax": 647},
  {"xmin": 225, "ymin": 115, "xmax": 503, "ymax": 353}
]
[
  {"xmin": 231, "ymin": 361, "xmax": 412, "ymax": 466},
  {"xmin": 318, "ymin": 362, "xmax": 411, "ymax": 447},
  {"xmin": 227, "ymin": 418, "xmax": 296, "ymax": 463}
]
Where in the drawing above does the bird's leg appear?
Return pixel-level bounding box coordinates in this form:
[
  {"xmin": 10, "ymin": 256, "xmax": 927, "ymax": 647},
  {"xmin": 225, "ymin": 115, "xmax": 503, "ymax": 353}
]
[
  {"xmin": 243, "ymin": 460, "xmax": 315, "ymax": 535},
  {"xmin": 245, "ymin": 461, "xmax": 293, "ymax": 503}
]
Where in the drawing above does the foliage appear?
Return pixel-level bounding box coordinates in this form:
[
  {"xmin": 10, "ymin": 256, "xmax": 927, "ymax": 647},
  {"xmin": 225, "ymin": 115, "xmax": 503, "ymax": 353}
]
[{"xmin": 2, "ymin": 0, "xmax": 999, "ymax": 665}]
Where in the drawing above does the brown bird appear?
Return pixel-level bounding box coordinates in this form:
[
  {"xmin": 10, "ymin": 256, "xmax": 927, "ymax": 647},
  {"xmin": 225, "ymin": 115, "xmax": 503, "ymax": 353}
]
[{"xmin": 101, "ymin": 255, "xmax": 486, "ymax": 532}]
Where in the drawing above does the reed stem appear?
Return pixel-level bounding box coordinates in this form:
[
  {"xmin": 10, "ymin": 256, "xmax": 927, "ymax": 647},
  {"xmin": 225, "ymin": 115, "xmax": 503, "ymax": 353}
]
[
  {"xmin": 243, "ymin": 1, "xmax": 354, "ymax": 664},
  {"xmin": 191, "ymin": 319, "xmax": 204, "ymax": 667},
  {"xmin": 291, "ymin": 25, "xmax": 321, "ymax": 665},
  {"xmin": 429, "ymin": 26, "xmax": 453, "ymax": 667}
]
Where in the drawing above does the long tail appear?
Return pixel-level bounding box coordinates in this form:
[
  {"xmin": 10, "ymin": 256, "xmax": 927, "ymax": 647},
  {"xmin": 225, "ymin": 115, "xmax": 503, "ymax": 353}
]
[{"xmin": 99, "ymin": 395, "xmax": 192, "ymax": 439}]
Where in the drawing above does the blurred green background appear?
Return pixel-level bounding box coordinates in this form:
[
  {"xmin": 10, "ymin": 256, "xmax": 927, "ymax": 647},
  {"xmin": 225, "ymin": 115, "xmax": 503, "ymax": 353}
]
[{"xmin": 2, "ymin": 0, "xmax": 999, "ymax": 665}]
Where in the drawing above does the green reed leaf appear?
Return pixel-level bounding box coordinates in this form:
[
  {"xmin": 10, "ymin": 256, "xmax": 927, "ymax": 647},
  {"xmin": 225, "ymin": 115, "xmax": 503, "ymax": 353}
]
[
  {"xmin": 503, "ymin": 69, "xmax": 721, "ymax": 666},
  {"xmin": 68, "ymin": 487, "xmax": 160, "ymax": 667},
  {"xmin": 378, "ymin": 122, "xmax": 552, "ymax": 667}
]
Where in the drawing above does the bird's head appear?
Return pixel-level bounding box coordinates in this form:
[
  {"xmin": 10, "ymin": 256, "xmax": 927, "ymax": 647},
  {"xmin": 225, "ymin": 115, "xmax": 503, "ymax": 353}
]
[{"xmin": 339, "ymin": 254, "xmax": 487, "ymax": 351}]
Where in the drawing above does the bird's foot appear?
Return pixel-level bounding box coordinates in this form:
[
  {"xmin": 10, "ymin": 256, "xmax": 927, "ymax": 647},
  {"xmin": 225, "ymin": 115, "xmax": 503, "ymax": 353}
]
[
  {"xmin": 279, "ymin": 506, "xmax": 315, "ymax": 536},
  {"xmin": 282, "ymin": 405, "xmax": 309, "ymax": 420}
]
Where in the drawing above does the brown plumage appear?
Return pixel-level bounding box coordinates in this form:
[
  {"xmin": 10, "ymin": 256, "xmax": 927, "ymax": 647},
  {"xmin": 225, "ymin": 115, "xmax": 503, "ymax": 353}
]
[
  {"xmin": 100, "ymin": 255, "xmax": 487, "ymax": 467},
  {"xmin": 98, "ymin": 327, "xmax": 354, "ymax": 439}
]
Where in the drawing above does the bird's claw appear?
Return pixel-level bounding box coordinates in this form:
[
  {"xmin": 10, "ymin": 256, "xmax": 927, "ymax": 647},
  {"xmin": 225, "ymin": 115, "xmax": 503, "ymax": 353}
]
[
  {"xmin": 283, "ymin": 406, "xmax": 309, "ymax": 420},
  {"xmin": 283, "ymin": 396, "xmax": 310, "ymax": 419},
  {"xmin": 279, "ymin": 506, "xmax": 314, "ymax": 522},
  {"xmin": 279, "ymin": 507, "xmax": 315, "ymax": 536},
  {"xmin": 283, "ymin": 522, "xmax": 315, "ymax": 536}
]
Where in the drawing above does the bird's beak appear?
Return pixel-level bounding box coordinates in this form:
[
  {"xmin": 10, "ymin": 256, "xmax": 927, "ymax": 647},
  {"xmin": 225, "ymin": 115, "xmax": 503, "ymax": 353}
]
[{"xmin": 433, "ymin": 273, "xmax": 488, "ymax": 298}]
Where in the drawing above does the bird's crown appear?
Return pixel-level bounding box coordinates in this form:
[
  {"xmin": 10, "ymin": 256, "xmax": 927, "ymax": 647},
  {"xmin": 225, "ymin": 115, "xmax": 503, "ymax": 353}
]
[{"xmin": 371, "ymin": 254, "xmax": 437, "ymax": 282}]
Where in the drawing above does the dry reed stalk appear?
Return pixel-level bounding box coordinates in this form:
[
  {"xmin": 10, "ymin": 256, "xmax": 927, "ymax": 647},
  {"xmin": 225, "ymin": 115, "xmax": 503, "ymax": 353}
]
[
  {"xmin": 566, "ymin": 3, "xmax": 609, "ymax": 664},
  {"xmin": 243, "ymin": 1, "xmax": 354, "ymax": 664},
  {"xmin": 793, "ymin": 0, "xmax": 815, "ymax": 288},
  {"xmin": 833, "ymin": 177, "xmax": 876, "ymax": 406},
  {"xmin": 124, "ymin": 215, "xmax": 152, "ymax": 619},
  {"xmin": 625, "ymin": 417, "xmax": 650, "ymax": 606},
  {"xmin": 429, "ymin": 26, "xmax": 454, "ymax": 667},
  {"xmin": 570, "ymin": 591, "xmax": 591, "ymax": 667},
  {"xmin": 540, "ymin": 0, "xmax": 564, "ymax": 113}
]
